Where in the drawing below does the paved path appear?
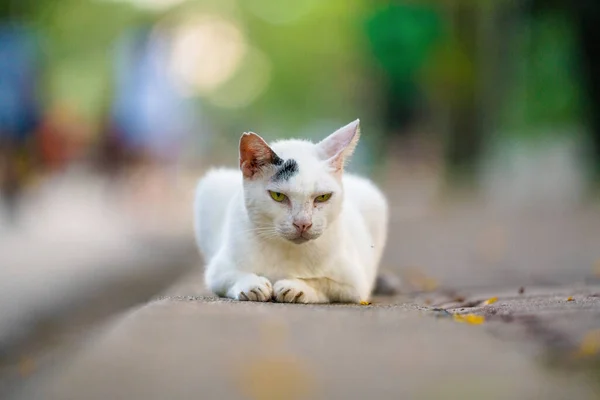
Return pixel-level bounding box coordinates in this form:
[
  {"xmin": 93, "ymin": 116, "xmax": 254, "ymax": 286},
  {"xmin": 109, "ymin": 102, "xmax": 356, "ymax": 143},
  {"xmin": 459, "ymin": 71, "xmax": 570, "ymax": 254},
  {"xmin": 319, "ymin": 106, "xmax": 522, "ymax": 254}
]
[
  {"xmin": 2, "ymin": 168, "xmax": 600, "ymax": 399},
  {"xmin": 7, "ymin": 288, "xmax": 600, "ymax": 400}
]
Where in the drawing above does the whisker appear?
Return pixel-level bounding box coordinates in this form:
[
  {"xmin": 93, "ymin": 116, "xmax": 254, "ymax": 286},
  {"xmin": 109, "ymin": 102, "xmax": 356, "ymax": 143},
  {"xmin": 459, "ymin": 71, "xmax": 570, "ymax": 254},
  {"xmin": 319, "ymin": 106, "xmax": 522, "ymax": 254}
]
[{"xmin": 234, "ymin": 226, "xmax": 281, "ymax": 240}]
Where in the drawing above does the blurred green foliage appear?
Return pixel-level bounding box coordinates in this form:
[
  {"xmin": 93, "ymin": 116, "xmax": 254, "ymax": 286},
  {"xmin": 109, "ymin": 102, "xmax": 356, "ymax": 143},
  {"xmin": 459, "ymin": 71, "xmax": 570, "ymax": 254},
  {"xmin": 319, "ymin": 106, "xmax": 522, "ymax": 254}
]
[
  {"xmin": 0, "ymin": 0, "xmax": 590, "ymax": 171},
  {"xmin": 366, "ymin": 4, "xmax": 442, "ymax": 96},
  {"xmin": 33, "ymin": 0, "xmax": 144, "ymax": 122},
  {"xmin": 500, "ymin": 10, "xmax": 584, "ymax": 138}
]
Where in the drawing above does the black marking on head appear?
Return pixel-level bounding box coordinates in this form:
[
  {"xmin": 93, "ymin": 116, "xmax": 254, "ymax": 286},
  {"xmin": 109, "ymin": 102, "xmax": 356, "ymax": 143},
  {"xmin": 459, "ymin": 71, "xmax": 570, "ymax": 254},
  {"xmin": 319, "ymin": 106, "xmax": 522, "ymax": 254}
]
[
  {"xmin": 272, "ymin": 153, "xmax": 284, "ymax": 166},
  {"xmin": 272, "ymin": 159, "xmax": 299, "ymax": 181}
]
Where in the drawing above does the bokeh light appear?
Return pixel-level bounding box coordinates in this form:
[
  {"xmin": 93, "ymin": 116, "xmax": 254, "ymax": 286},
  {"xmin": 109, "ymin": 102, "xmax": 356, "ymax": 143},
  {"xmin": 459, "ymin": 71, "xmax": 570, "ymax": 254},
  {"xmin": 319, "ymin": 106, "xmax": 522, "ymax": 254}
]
[{"xmin": 168, "ymin": 14, "xmax": 248, "ymax": 96}]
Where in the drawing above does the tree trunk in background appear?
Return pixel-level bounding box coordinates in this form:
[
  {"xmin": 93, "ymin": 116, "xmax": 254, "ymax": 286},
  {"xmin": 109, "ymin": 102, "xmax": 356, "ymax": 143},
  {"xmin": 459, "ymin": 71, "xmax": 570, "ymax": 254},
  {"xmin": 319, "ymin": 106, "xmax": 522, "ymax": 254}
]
[
  {"xmin": 570, "ymin": 0, "xmax": 600, "ymax": 178},
  {"xmin": 445, "ymin": 3, "xmax": 481, "ymax": 179}
]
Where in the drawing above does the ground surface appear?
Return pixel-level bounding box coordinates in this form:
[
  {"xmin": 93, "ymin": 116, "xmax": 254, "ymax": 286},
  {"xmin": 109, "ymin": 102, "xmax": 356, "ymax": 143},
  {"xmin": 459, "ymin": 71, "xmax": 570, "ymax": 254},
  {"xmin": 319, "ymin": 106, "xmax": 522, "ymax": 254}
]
[
  {"xmin": 6, "ymin": 287, "xmax": 600, "ymax": 400},
  {"xmin": 2, "ymin": 168, "xmax": 600, "ymax": 399}
]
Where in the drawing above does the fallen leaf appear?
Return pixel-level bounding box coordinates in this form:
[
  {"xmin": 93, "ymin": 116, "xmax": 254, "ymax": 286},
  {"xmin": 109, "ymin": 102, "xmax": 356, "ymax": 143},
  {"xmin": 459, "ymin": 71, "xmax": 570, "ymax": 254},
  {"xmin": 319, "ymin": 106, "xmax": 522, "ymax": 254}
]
[
  {"xmin": 518, "ymin": 287, "xmax": 525, "ymax": 295},
  {"xmin": 567, "ymin": 296, "xmax": 574, "ymax": 302},
  {"xmin": 235, "ymin": 355, "xmax": 315, "ymax": 400},
  {"xmin": 235, "ymin": 322, "xmax": 316, "ymax": 400},
  {"xmin": 453, "ymin": 296, "xmax": 466, "ymax": 303},
  {"xmin": 482, "ymin": 297, "xmax": 498, "ymax": 305},
  {"xmin": 424, "ymin": 298, "xmax": 432, "ymax": 305},
  {"xmin": 453, "ymin": 314, "xmax": 485, "ymax": 325},
  {"xmin": 573, "ymin": 330, "xmax": 600, "ymax": 358},
  {"xmin": 360, "ymin": 301, "xmax": 372, "ymax": 306}
]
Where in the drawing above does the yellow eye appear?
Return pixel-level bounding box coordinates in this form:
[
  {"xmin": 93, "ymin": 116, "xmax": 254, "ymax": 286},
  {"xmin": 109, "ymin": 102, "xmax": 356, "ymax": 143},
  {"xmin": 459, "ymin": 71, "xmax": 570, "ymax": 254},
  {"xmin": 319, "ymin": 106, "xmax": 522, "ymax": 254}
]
[
  {"xmin": 315, "ymin": 193, "xmax": 332, "ymax": 203},
  {"xmin": 269, "ymin": 191, "xmax": 287, "ymax": 202}
]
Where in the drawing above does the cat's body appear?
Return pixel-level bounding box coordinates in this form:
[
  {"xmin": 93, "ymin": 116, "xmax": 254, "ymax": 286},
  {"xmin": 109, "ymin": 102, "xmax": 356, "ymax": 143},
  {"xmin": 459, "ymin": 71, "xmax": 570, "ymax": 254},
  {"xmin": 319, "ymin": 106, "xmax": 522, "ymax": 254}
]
[{"xmin": 194, "ymin": 120, "xmax": 388, "ymax": 303}]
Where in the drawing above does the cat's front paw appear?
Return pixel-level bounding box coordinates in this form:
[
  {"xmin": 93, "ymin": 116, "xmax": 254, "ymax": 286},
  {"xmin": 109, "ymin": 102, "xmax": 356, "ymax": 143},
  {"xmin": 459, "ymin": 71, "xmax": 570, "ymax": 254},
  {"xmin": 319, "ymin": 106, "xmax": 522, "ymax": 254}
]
[
  {"xmin": 231, "ymin": 275, "xmax": 273, "ymax": 302},
  {"xmin": 273, "ymin": 279, "xmax": 323, "ymax": 304}
]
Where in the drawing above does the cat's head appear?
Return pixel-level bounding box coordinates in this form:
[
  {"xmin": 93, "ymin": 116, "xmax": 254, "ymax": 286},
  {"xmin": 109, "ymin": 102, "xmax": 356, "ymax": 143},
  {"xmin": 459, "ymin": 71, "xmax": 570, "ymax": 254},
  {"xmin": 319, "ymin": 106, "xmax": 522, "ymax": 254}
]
[{"xmin": 239, "ymin": 120, "xmax": 360, "ymax": 244}]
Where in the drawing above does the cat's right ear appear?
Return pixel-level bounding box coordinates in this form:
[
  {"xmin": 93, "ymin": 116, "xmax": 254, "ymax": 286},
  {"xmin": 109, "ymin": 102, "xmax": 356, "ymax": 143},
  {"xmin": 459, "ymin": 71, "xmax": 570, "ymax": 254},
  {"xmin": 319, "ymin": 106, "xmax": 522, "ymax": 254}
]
[
  {"xmin": 317, "ymin": 119, "xmax": 360, "ymax": 173},
  {"xmin": 239, "ymin": 132, "xmax": 280, "ymax": 179}
]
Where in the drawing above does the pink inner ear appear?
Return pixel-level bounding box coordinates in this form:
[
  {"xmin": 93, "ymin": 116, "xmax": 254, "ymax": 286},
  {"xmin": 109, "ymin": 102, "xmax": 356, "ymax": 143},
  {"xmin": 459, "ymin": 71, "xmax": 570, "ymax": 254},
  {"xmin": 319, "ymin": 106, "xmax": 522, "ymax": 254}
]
[
  {"xmin": 239, "ymin": 132, "xmax": 275, "ymax": 178},
  {"xmin": 317, "ymin": 119, "xmax": 360, "ymax": 170}
]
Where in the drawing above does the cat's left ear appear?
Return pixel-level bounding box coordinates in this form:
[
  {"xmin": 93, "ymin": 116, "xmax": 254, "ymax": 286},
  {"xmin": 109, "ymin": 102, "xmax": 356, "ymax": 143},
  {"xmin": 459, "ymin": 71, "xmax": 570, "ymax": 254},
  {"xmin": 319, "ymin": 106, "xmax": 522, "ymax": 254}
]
[
  {"xmin": 317, "ymin": 119, "xmax": 360, "ymax": 173},
  {"xmin": 239, "ymin": 132, "xmax": 280, "ymax": 179}
]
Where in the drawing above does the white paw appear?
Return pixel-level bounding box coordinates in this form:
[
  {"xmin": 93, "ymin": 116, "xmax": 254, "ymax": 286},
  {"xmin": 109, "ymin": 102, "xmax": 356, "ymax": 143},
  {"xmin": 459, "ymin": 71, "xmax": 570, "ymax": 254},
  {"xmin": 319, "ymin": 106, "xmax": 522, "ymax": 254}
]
[
  {"xmin": 231, "ymin": 275, "xmax": 273, "ymax": 302},
  {"xmin": 273, "ymin": 279, "xmax": 322, "ymax": 304}
]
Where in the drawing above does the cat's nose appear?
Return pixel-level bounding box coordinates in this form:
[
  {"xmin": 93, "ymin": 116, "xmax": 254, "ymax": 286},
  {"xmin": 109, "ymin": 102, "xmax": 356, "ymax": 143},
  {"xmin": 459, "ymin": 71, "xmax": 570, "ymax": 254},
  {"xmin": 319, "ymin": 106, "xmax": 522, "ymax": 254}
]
[{"xmin": 293, "ymin": 222, "xmax": 312, "ymax": 233}]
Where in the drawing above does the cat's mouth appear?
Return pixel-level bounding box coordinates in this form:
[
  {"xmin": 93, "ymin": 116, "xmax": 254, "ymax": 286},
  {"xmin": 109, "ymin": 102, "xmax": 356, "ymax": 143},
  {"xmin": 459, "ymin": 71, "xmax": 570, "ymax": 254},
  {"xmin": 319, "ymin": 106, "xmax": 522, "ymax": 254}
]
[
  {"xmin": 289, "ymin": 236, "xmax": 310, "ymax": 245},
  {"xmin": 289, "ymin": 236, "xmax": 310, "ymax": 244}
]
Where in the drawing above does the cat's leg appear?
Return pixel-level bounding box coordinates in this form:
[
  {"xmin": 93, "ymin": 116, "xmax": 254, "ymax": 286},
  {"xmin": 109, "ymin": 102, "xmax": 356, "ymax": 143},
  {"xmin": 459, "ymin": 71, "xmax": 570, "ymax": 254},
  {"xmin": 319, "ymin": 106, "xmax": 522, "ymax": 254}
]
[
  {"xmin": 205, "ymin": 256, "xmax": 273, "ymax": 302},
  {"xmin": 273, "ymin": 277, "xmax": 362, "ymax": 304}
]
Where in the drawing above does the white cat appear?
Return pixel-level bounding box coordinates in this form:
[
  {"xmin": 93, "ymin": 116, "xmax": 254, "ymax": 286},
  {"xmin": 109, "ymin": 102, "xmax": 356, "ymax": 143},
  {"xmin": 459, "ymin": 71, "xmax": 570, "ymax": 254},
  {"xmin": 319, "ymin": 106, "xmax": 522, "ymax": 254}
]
[{"xmin": 194, "ymin": 120, "xmax": 388, "ymax": 303}]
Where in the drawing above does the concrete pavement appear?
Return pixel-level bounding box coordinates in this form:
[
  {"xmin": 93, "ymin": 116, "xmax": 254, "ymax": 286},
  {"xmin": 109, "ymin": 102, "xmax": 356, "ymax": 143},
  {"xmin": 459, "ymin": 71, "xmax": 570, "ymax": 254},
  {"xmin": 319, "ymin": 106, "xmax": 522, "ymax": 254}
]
[
  {"xmin": 7, "ymin": 288, "xmax": 600, "ymax": 400},
  {"xmin": 2, "ymin": 167, "xmax": 600, "ymax": 399}
]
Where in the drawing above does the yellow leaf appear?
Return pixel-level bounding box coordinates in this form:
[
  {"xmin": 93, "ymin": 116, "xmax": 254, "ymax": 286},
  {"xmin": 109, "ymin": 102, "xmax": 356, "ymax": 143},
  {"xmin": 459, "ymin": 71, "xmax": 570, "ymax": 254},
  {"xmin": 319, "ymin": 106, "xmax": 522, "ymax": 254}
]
[
  {"xmin": 360, "ymin": 301, "xmax": 372, "ymax": 306},
  {"xmin": 235, "ymin": 355, "xmax": 315, "ymax": 400},
  {"xmin": 574, "ymin": 330, "xmax": 600, "ymax": 358},
  {"xmin": 567, "ymin": 296, "xmax": 574, "ymax": 302},
  {"xmin": 453, "ymin": 314, "xmax": 485, "ymax": 325},
  {"xmin": 482, "ymin": 296, "xmax": 498, "ymax": 305}
]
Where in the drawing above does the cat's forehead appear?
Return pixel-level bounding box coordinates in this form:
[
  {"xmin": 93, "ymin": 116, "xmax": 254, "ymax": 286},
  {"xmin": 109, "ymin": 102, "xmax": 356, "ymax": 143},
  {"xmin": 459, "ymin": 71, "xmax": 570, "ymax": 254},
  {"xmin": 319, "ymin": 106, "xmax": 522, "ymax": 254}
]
[
  {"xmin": 270, "ymin": 139, "xmax": 315, "ymax": 161},
  {"xmin": 270, "ymin": 140, "xmax": 321, "ymax": 178},
  {"xmin": 268, "ymin": 140, "xmax": 336, "ymax": 191}
]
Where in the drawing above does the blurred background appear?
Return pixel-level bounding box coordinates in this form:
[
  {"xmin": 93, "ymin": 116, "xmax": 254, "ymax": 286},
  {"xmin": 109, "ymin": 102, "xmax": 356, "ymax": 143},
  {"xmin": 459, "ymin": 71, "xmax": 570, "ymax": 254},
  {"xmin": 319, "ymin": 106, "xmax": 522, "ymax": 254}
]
[
  {"xmin": 2, "ymin": 0, "xmax": 600, "ymax": 208},
  {"xmin": 2, "ymin": 0, "xmax": 600, "ymax": 199},
  {"xmin": 1, "ymin": 0, "xmax": 600, "ymax": 392},
  {"xmin": 2, "ymin": 0, "xmax": 600, "ymax": 271}
]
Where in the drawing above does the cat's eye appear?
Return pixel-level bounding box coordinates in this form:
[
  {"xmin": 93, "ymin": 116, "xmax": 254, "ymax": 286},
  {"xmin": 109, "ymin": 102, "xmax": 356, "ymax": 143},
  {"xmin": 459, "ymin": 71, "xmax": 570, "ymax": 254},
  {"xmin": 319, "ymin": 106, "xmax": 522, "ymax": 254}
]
[
  {"xmin": 315, "ymin": 193, "xmax": 332, "ymax": 203},
  {"xmin": 269, "ymin": 191, "xmax": 287, "ymax": 202}
]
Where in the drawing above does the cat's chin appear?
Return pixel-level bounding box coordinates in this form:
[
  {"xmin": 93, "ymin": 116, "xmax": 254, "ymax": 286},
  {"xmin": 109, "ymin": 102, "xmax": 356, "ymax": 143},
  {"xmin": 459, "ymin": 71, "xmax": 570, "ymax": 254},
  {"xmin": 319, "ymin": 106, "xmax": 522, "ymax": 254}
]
[{"xmin": 288, "ymin": 237, "xmax": 310, "ymax": 245}]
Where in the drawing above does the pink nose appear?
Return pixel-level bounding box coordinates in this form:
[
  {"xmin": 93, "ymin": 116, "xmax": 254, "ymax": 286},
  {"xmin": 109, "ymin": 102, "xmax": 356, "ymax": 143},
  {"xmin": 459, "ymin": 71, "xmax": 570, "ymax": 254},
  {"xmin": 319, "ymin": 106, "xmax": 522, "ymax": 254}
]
[{"xmin": 293, "ymin": 222, "xmax": 312, "ymax": 233}]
